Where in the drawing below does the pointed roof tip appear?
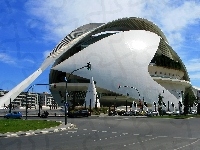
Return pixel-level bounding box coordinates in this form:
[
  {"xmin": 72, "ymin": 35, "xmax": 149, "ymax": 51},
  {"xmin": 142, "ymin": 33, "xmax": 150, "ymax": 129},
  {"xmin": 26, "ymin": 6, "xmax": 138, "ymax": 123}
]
[{"xmin": 90, "ymin": 76, "xmax": 94, "ymax": 83}]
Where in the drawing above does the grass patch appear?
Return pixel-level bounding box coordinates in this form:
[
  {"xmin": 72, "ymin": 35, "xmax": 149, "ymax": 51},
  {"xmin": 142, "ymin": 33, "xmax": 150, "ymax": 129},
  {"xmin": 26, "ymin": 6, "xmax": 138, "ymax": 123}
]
[{"xmin": 0, "ymin": 119, "xmax": 61, "ymax": 134}]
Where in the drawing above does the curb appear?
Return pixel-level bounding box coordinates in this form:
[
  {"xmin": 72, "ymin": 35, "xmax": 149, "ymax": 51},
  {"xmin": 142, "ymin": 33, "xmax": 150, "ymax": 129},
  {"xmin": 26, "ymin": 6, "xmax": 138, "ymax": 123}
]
[{"xmin": 0, "ymin": 122, "xmax": 75, "ymax": 138}]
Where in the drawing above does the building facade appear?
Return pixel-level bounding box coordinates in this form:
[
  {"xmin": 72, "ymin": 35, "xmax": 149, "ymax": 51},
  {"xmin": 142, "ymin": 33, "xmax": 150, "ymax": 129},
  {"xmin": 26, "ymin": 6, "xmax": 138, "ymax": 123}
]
[{"xmin": 48, "ymin": 17, "xmax": 192, "ymax": 108}]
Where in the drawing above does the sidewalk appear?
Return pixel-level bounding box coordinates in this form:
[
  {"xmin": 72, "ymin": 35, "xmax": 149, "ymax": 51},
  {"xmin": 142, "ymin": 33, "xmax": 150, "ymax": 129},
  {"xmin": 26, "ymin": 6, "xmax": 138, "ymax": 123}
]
[{"xmin": 0, "ymin": 121, "xmax": 76, "ymax": 138}]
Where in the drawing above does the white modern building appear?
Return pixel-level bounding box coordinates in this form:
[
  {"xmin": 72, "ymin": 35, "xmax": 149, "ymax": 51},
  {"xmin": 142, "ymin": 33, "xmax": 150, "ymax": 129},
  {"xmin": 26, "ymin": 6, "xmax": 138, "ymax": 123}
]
[
  {"xmin": 0, "ymin": 17, "xmax": 198, "ymax": 109},
  {"xmin": 48, "ymin": 17, "xmax": 192, "ymax": 108}
]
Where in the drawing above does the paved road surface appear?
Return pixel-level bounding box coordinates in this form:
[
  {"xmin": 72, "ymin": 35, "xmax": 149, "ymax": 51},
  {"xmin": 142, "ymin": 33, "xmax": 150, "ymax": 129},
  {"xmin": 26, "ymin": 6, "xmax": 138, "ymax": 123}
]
[{"xmin": 1, "ymin": 116, "xmax": 200, "ymax": 150}]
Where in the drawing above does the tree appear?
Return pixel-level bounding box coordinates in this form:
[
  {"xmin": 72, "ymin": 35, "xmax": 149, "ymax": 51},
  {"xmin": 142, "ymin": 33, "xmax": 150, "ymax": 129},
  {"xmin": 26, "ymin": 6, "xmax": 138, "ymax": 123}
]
[
  {"xmin": 183, "ymin": 93, "xmax": 189, "ymax": 115},
  {"xmin": 183, "ymin": 87, "xmax": 197, "ymax": 115},
  {"xmin": 158, "ymin": 94, "xmax": 164, "ymax": 116}
]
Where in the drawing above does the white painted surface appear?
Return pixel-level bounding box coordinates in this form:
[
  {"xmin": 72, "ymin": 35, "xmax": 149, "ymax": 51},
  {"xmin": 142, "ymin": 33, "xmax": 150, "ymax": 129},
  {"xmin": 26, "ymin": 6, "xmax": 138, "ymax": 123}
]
[{"xmin": 52, "ymin": 30, "xmax": 179, "ymax": 105}]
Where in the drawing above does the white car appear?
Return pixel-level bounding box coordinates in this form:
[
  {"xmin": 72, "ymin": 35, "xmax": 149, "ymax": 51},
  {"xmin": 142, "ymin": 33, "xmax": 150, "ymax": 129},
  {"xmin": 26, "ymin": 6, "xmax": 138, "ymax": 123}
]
[
  {"xmin": 191, "ymin": 110, "xmax": 197, "ymax": 114},
  {"xmin": 166, "ymin": 111, "xmax": 173, "ymax": 115}
]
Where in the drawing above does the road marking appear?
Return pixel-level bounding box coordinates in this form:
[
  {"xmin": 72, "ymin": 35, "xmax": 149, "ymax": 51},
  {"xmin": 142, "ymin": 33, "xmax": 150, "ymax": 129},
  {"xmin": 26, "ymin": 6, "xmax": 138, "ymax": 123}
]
[
  {"xmin": 124, "ymin": 145, "xmax": 126, "ymax": 147},
  {"xmin": 158, "ymin": 136, "xmax": 167, "ymax": 138},
  {"xmin": 99, "ymin": 139, "xmax": 101, "ymax": 140},
  {"xmin": 105, "ymin": 138, "xmax": 107, "ymax": 139},
  {"xmin": 70, "ymin": 136, "xmax": 73, "ymax": 137},
  {"xmin": 77, "ymin": 135, "xmax": 79, "ymax": 136},
  {"xmin": 112, "ymin": 132, "xmax": 117, "ymax": 134},
  {"xmin": 134, "ymin": 134, "xmax": 139, "ymax": 135},
  {"xmin": 92, "ymin": 130, "xmax": 97, "ymax": 132},
  {"xmin": 145, "ymin": 135, "xmax": 152, "ymax": 136},
  {"xmin": 189, "ymin": 138, "xmax": 197, "ymax": 140},
  {"xmin": 123, "ymin": 118, "xmax": 129, "ymax": 119},
  {"xmin": 68, "ymin": 131, "xmax": 77, "ymax": 133},
  {"xmin": 102, "ymin": 131, "xmax": 107, "ymax": 133},
  {"xmin": 94, "ymin": 140, "xmax": 96, "ymax": 141},
  {"xmin": 173, "ymin": 137, "xmax": 181, "ymax": 139},
  {"xmin": 83, "ymin": 129, "xmax": 87, "ymax": 130},
  {"xmin": 115, "ymin": 136, "xmax": 117, "ymax": 137},
  {"xmin": 123, "ymin": 133, "xmax": 128, "ymax": 135},
  {"xmin": 174, "ymin": 139, "xmax": 200, "ymax": 150}
]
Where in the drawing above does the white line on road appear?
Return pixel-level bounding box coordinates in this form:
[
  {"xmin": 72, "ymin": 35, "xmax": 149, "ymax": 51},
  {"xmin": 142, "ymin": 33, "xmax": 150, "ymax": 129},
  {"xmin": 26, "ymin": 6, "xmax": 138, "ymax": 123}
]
[
  {"xmin": 173, "ymin": 137, "xmax": 181, "ymax": 139},
  {"xmin": 112, "ymin": 132, "xmax": 117, "ymax": 133},
  {"xmin": 102, "ymin": 131, "xmax": 107, "ymax": 133},
  {"xmin": 158, "ymin": 136, "xmax": 167, "ymax": 138},
  {"xmin": 134, "ymin": 134, "xmax": 139, "ymax": 135},
  {"xmin": 83, "ymin": 129, "xmax": 87, "ymax": 130},
  {"xmin": 174, "ymin": 139, "xmax": 200, "ymax": 150},
  {"xmin": 68, "ymin": 131, "xmax": 77, "ymax": 133},
  {"xmin": 145, "ymin": 135, "xmax": 152, "ymax": 136},
  {"xmin": 92, "ymin": 130, "xmax": 97, "ymax": 132}
]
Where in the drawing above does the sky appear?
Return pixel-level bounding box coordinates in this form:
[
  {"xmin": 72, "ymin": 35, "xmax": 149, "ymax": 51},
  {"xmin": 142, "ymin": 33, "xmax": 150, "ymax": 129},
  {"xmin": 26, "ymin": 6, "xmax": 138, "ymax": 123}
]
[{"xmin": 0, "ymin": 0, "xmax": 200, "ymax": 93}]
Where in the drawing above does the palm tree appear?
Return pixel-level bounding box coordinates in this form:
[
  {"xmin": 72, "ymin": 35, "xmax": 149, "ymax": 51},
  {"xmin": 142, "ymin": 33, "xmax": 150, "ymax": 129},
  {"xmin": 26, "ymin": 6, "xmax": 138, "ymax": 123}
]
[{"xmin": 158, "ymin": 93, "xmax": 164, "ymax": 116}]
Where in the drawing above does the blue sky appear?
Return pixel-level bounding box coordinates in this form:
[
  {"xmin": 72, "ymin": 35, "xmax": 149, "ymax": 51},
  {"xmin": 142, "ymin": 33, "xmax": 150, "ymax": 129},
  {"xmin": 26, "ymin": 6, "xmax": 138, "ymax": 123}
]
[{"xmin": 0, "ymin": 0, "xmax": 200, "ymax": 93}]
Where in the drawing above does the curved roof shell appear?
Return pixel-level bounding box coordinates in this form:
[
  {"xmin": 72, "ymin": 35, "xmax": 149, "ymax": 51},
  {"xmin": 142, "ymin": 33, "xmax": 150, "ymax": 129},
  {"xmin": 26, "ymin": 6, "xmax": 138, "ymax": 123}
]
[{"xmin": 49, "ymin": 17, "xmax": 189, "ymax": 84}]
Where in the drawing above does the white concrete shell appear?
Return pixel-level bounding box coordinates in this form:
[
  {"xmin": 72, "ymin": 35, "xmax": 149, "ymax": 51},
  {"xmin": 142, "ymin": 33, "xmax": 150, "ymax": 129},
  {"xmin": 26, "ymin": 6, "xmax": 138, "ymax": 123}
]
[{"xmin": 52, "ymin": 30, "xmax": 180, "ymax": 105}]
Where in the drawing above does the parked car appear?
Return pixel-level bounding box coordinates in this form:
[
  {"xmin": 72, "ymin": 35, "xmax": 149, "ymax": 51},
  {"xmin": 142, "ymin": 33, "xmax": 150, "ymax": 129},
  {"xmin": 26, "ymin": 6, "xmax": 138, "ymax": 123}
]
[
  {"xmin": 68, "ymin": 110, "xmax": 91, "ymax": 118},
  {"xmin": 40, "ymin": 111, "xmax": 49, "ymax": 118},
  {"xmin": 191, "ymin": 110, "xmax": 197, "ymax": 114},
  {"xmin": 117, "ymin": 111, "xmax": 126, "ymax": 116},
  {"xmin": 108, "ymin": 111, "xmax": 118, "ymax": 116},
  {"xmin": 123, "ymin": 111, "xmax": 134, "ymax": 116},
  {"xmin": 4, "ymin": 111, "xmax": 22, "ymax": 119},
  {"xmin": 146, "ymin": 110, "xmax": 158, "ymax": 116},
  {"xmin": 166, "ymin": 111, "xmax": 173, "ymax": 115}
]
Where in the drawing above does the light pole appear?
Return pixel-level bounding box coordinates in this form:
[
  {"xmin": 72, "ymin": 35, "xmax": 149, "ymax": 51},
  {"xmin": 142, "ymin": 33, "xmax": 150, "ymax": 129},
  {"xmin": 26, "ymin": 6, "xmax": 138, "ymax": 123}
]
[
  {"xmin": 64, "ymin": 62, "xmax": 91, "ymax": 125},
  {"xmin": 118, "ymin": 85, "xmax": 141, "ymax": 110}
]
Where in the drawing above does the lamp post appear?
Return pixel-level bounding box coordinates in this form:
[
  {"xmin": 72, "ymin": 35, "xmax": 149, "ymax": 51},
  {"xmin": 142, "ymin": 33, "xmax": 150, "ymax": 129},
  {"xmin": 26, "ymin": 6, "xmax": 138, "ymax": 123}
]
[
  {"xmin": 64, "ymin": 62, "xmax": 91, "ymax": 125},
  {"xmin": 118, "ymin": 85, "xmax": 141, "ymax": 111}
]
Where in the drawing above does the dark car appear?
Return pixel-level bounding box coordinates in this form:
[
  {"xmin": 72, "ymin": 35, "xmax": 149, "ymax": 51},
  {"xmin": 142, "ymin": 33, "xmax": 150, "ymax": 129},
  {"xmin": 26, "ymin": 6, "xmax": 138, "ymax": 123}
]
[
  {"xmin": 68, "ymin": 110, "xmax": 90, "ymax": 118},
  {"xmin": 117, "ymin": 111, "xmax": 126, "ymax": 116},
  {"xmin": 108, "ymin": 111, "xmax": 118, "ymax": 116},
  {"xmin": 4, "ymin": 111, "xmax": 22, "ymax": 119},
  {"xmin": 40, "ymin": 111, "xmax": 49, "ymax": 118},
  {"xmin": 123, "ymin": 111, "xmax": 134, "ymax": 116}
]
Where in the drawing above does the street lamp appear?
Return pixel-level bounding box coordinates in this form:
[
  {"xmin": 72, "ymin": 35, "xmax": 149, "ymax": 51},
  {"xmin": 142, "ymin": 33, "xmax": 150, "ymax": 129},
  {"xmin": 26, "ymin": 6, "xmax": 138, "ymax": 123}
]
[
  {"xmin": 118, "ymin": 85, "xmax": 141, "ymax": 110},
  {"xmin": 118, "ymin": 85, "xmax": 141, "ymax": 100},
  {"xmin": 64, "ymin": 62, "xmax": 92, "ymax": 125}
]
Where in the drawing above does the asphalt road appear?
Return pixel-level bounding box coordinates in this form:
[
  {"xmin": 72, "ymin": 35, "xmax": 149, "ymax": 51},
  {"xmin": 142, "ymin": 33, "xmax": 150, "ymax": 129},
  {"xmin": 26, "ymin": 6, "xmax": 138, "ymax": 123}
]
[{"xmin": 1, "ymin": 116, "xmax": 200, "ymax": 150}]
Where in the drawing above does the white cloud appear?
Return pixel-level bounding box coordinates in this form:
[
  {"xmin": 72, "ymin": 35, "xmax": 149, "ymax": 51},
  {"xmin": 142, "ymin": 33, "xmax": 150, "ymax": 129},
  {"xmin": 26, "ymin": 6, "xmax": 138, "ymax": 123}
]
[
  {"xmin": 0, "ymin": 53, "xmax": 36, "ymax": 67},
  {"xmin": 185, "ymin": 58, "xmax": 200, "ymax": 72},
  {"xmin": 25, "ymin": 0, "xmax": 200, "ymax": 47},
  {"xmin": 43, "ymin": 50, "xmax": 51, "ymax": 59},
  {"xmin": 0, "ymin": 53, "xmax": 16, "ymax": 65},
  {"xmin": 23, "ymin": 58, "xmax": 35, "ymax": 64},
  {"xmin": 190, "ymin": 73, "xmax": 200, "ymax": 79}
]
